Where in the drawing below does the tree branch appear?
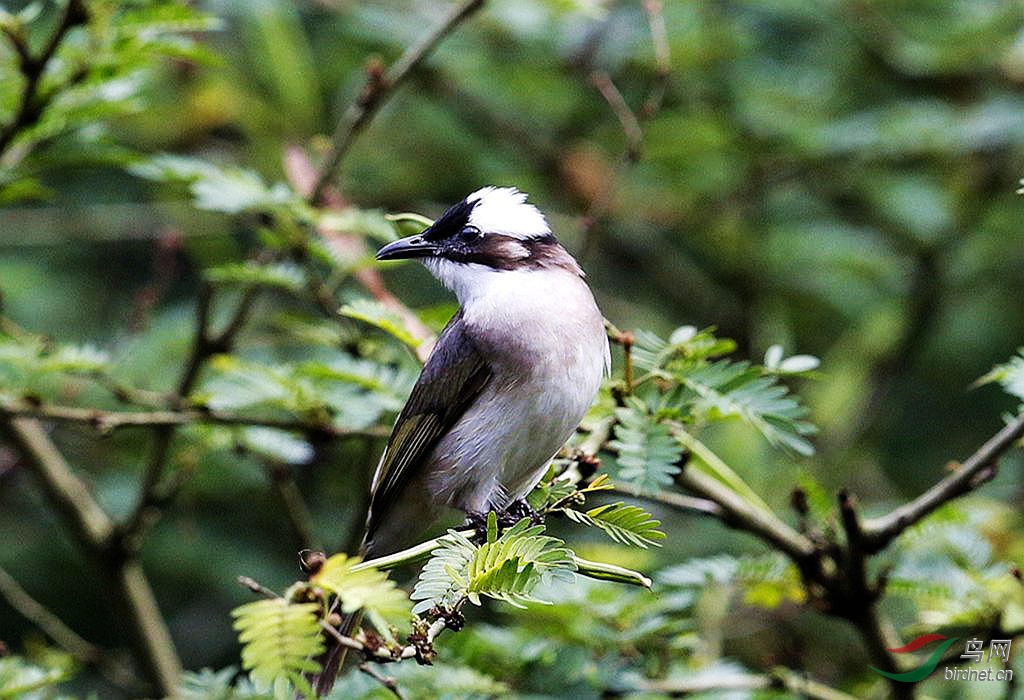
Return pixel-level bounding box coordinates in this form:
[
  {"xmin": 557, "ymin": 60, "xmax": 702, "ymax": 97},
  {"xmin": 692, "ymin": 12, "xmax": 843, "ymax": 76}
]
[
  {"xmin": 120, "ymin": 285, "xmax": 259, "ymax": 549},
  {"xmin": 0, "ymin": 0, "xmax": 88, "ymax": 161},
  {"xmin": 310, "ymin": 0, "xmax": 486, "ymax": 201},
  {"xmin": 579, "ymin": 0, "xmax": 671, "ymax": 258},
  {"xmin": 0, "ymin": 564, "xmax": 102, "ymax": 664},
  {"xmin": 0, "ymin": 418, "xmax": 181, "ymax": 694},
  {"xmin": 632, "ymin": 666, "xmax": 860, "ymax": 700},
  {"xmin": 861, "ymin": 411, "xmax": 1024, "ymax": 553},
  {"xmin": 2, "ymin": 418, "xmax": 112, "ymax": 548},
  {"xmin": 0, "ymin": 399, "xmax": 387, "ymax": 439},
  {"xmin": 284, "ymin": 147, "xmax": 437, "ymax": 363},
  {"xmin": 0, "ymin": 565, "xmax": 142, "ymax": 692},
  {"xmin": 611, "ymin": 481, "xmax": 723, "ymax": 518},
  {"xmin": 676, "ymin": 462, "xmax": 816, "ymax": 563}
]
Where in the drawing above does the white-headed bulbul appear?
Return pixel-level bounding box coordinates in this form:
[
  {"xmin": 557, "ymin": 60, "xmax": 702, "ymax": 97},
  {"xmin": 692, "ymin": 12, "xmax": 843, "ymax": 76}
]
[
  {"xmin": 316, "ymin": 187, "xmax": 608, "ymax": 695},
  {"xmin": 364, "ymin": 186, "xmax": 610, "ymax": 555}
]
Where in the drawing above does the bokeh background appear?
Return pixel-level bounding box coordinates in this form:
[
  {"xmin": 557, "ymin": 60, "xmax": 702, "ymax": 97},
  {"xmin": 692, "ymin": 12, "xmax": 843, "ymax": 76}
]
[{"xmin": 2, "ymin": 0, "xmax": 1024, "ymax": 698}]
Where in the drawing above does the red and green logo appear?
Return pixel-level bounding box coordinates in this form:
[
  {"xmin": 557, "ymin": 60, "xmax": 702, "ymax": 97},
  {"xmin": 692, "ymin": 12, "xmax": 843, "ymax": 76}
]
[{"xmin": 870, "ymin": 634, "xmax": 960, "ymax": 682}]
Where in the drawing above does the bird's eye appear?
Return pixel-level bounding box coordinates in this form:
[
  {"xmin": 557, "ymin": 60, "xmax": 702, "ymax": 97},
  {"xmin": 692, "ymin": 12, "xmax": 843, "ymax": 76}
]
[{"xmin": 459, "ymin": 225, "xmax": 482, "ymax": 242}]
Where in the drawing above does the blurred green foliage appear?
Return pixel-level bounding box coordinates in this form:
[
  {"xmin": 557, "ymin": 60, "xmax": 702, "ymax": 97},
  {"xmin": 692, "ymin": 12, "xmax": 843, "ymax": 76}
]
[{"xmin": 2, "ymin": 0, "xmax": 1024, "ymax": 698}]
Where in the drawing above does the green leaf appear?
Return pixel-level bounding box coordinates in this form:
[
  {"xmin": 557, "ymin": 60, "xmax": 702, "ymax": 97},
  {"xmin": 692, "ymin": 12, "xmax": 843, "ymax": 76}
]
[
  {"xmin": 339, "ymin": 298, "xmax": 423, "ymax": 351},
  {"xmin": 606, "ymin": 405, "xmax": 683, "ymax": 493},
  {"xmin": 231, "ymin": 598, "xmax": 323, "ymax": 695},
  {"xmin": 410, "ymin": 515, "xmax": 576, "ymax": 614},
  {"xmin": 311, "ymin": 553, "xmax": 412, "ymax": 636},
  {"xmin": 974, "ymin": 348, "xmax": 1024, "ymax": 402},
  {"xmin": 0, "ymin": 649, "xmax": 76, "ymax": 698},
  {"xmin": 562, "ymin": 501, "xmax": 666, "ymax": 549},
  {"xmin": 205, "ymin": 262, "xmax": 307, "ymax": 292},
  {"xmin": 130, "ymin": 155, "xmax": 296, "ymax": 214},
  {"xmin": 679, "ymin": 359, "xmax": 817, "ymax": 456},
  {"xmin": 318, "ymin": 208, "xmax": 401, "ymax": 243}
]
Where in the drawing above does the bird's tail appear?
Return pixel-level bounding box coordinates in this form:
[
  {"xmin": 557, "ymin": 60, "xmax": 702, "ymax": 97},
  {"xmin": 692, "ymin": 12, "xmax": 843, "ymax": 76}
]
[{"xmin": 313, "ymin": 609, "xmax": 362, "ymax": 697}]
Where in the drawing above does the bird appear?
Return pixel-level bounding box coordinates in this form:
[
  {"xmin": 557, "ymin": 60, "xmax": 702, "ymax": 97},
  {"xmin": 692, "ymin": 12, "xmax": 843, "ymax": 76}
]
[
  {"xmin": 362, "ymin": 186, "xmax": 610, "ymax": 556},
  {"xmin": 315, "ymin": 187, "xmax": 608, "ymax": 695}
]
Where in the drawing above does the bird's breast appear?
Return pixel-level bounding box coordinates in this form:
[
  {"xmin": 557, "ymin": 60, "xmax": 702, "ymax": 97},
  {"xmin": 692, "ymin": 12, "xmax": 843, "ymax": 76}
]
[{"xmin": 428, "ymin": 268, "xmax": 608, "ymax": 512}]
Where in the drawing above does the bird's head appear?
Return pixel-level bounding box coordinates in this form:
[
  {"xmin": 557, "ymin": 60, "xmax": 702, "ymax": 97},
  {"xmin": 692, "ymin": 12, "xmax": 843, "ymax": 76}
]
[{"xmin": 376, "ymin": 188, "xmax": 581, "ymax": 285}]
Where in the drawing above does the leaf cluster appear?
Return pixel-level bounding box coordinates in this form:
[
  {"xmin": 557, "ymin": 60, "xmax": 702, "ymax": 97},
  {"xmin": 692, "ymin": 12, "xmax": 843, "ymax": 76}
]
[{"xmin": 411, "ymin": 514, "xmax": 576, "ymax": 614}]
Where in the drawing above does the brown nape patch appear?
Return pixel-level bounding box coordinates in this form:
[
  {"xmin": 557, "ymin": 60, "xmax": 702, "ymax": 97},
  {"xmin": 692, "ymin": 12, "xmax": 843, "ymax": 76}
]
[{"xmin": 445, "ymin": 234, "xmax": 584, "ymax": 275}]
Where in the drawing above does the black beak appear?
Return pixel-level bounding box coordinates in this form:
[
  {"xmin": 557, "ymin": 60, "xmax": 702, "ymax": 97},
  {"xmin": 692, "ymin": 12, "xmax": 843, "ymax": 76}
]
[{"xmin": 375, "ymin": 233, "xmax": 438, "ymax": 261}]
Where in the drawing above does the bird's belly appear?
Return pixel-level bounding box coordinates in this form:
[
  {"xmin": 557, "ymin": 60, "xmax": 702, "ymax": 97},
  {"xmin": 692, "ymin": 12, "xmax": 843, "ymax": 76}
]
[{"xmin": 427, "ymin": 366, "xmax": 600, "ymax": 512}]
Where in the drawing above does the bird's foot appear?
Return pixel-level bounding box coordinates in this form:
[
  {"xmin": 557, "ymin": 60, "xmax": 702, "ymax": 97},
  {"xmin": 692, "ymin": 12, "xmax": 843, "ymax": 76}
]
[
  {"xmin": 464, "ymin": 510, "xmax": 490, "ymax": 543},
  {"xmin": 499, "ymin": 497, "xmax": 544, "ymax": 529},
  {"xmin": 463, "ymin": 499, "xmax": 545, "ymax": 543}
]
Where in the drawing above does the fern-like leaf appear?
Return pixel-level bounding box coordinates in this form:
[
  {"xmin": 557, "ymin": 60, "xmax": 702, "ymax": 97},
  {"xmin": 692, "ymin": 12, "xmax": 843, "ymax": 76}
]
[
  {"xmin": 411, "ymin": 514, "xmax": 576, "ymax": 614},
  {"xmin": 975, "ymin": 348, "xmax": 1024, "ymax": 402},
  {"xmin": 679, "ymin": 359, "xmax": 816, "ymax": 456},
  {"xmin": 231, "ymin": 598, "xmax": 323, "ymax": 696},
  {"xmin": 562, "ymin": 502, "xmax": 666, "ymax": 548},
  {"xmin": 310, "ymin": 554, "xmax": 412, "ymax": 635},
  {"xmin": 606, "ymin": 405, "xmax": 683, "ymax": 493}
]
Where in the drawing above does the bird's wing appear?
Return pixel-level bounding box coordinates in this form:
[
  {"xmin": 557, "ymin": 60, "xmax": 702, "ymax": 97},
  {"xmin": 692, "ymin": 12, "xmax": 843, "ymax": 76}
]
[{"xmin": 365, "ymin": 309, "xmax": 492, "ymax": 539}]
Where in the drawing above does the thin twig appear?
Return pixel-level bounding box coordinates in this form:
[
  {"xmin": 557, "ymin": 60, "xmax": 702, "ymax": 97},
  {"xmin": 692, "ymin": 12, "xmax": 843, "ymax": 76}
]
[
  {"xmin": 0, "ymin": 399, "xmax": 387, "ymax": 439},
  {"xmin": 0, "ymin": 0, "xmax": 87, "ymax": 160},
  {"xmin": 359, "ymin": 663, "xmax": 404, "ymax": 699},
  {"xmin": 611, "ymin": 481, "xmax": 722, "ymax": 518},
  {"xmin": 237, "ymin": 576, "xmax": 279, "ymax": 599},
  {"xmin": 0, "ymin": 565, "xmax": 142, "ymax": 692},
  {"xmin": 311, "ymin": 0, "xmax": 486, "ymax": 201},
  {"xmin": 265, "ymin": 460, "xmax": 318, "ymax": 551},
  {"xmin": 590, "ymin": 71, "xmax": 642, "ymax": 161},
  {"xmin": 861, "ymin": 411, "xmax": 1024, "ymax": 553},
  {"xmin": 120, "ymin": 286, "xmax": 259, "ymax": 548},
  {"xmin": 579, "ymin": 0, "xmax": 671, "ymax": 258},
  {"xmin": 284, "ymin": 147, "xmax": 437, "ymax": 363}
]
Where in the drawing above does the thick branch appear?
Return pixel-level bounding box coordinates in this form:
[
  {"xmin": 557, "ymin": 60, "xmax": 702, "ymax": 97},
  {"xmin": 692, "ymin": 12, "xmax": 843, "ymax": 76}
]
[
  {"xmin": 2, "ymin": 418, "xmax": 112, "ymax": 548},
  {"xmin": 0, "ymin": 564, "xmax": 102, "ymax": 663},
  {"xmin": 677, "ymin": 463, "xmax": 816, "ymax": 563},
  {"xmin": 861, "ymin": 411, "xmax": 1024, "ymax": 553},
  {"xmin": 311, "ymin": 0, "xmax": 485, "ymax": 201}
]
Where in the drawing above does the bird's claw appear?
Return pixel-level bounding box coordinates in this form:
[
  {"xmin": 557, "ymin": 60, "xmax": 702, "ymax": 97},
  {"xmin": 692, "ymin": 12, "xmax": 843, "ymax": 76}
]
[
  {"xmin": 500, "ymin": 497, "xmax": 544, "ymax": 528},
  {"xmin": 464, "ymin": 498, "xmax": 544, "ymax": 543}
]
